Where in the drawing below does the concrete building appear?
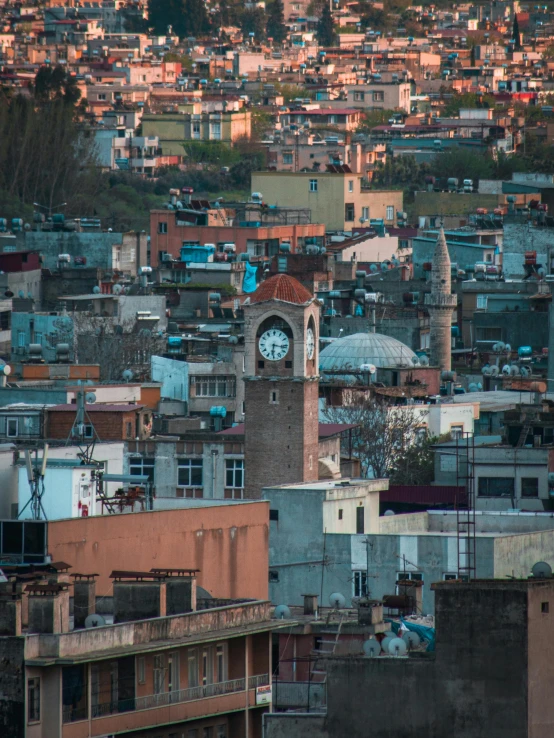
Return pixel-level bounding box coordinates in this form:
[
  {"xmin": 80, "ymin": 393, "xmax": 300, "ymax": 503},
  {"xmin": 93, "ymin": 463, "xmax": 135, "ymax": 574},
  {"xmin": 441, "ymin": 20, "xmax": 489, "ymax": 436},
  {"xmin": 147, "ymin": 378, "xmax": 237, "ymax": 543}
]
[
  {"xmin": 425, "ymin": 227, "xmax": 457, "ymax": 371},
  {"xmin": 251, "ymin": 172, "xmax": 403, "ymax": 232},
  {"xmin": 344, "ymin": 81, "xmax": 412, "ymax": 112},
  {"xmin": 142, "ymin": 108, "xmax": 252, "ymax": 155},
  {"xmin": 274, "ymin": 578, "xmax": 554, "ymax": 738},
  {"xmin": 0, "ymin": 567, "xmax": 278, "ymax": 738}
]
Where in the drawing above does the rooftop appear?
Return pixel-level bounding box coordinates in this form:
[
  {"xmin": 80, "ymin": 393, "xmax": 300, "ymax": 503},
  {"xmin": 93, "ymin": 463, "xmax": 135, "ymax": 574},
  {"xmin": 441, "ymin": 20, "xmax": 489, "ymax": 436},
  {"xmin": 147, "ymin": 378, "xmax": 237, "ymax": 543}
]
[{"xmin": 249, "ymin": 273, "xmax": 313, "ymax": 305}]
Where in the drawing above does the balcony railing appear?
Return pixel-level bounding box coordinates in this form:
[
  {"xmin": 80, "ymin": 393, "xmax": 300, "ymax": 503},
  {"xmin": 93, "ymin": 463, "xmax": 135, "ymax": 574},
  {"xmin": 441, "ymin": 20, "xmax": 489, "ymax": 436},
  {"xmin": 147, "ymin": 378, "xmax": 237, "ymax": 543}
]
[{"xmin": 87, "ymin": 674, "xmax": 270, "ymax": 720}]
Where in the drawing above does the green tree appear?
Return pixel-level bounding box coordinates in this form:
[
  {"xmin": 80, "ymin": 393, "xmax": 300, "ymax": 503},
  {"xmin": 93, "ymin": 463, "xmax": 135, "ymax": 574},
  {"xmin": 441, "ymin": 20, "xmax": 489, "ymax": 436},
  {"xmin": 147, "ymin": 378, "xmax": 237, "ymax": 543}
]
[
  {"xmin": 148, "ymin": 0, "xmax": 211, "ymax": 37},
  {"xmin": 267, "ymin": 0, "xmax": 286, "ymax": 43},
  {"xmin": 357, "ymin": 109, "xmax": 398, "ymax": 132},
  {"xmin": 317, "ymin": 3, "xmax": 335, "ymax": 47},
  {"xmin": 442, "ymin": 91, "xmax": 494, "ymax": 117},
  {"xmin": 433, "ymin": 148, "xmax": 493, "ymax": 182},
  {"xmin": 34, "ymin": 65, "xmax": 81, "ymax": 105},
  {"xmin": 512, "ymin": 14, "xmax": 522, "ymax": 51},
  {"xmin": 240, "ymin": 8, "xmax": 267, "ymax": 40},
  {"xmin": 389, "ymin": 434, "xmax": 439, "ymax": 486}
]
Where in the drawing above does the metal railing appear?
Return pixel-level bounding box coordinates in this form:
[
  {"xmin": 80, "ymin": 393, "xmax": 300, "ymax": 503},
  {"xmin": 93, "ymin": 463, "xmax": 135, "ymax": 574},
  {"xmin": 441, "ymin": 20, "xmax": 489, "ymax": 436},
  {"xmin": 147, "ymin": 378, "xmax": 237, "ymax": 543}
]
[
  {"xmin": 88, "ymin": 674, "xmax": 269, "ymax": 719},
  {"xmin": 63, "ymin": 706, "xmax": 88, "ymax": 723}
]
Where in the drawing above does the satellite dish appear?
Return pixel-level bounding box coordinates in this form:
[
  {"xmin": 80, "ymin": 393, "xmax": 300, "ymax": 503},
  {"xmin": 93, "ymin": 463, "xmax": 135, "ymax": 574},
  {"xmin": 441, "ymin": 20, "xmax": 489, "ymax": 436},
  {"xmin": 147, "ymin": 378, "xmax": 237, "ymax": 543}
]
[
  {"xmin": 369, "ymin": 264, "xmax": 378, "ymax": 273},
  {"xmin": 3, "ymin": 365, "xmax": 11, "ymax": 376},
  {"xmin": 113, "ymin": 284, "xmax": 123, "ymax": 295},
  {"xmin": 329, "ymin": 592, "xmax": 346, "ymax": 609},
  {"xmin": 505, "ymin": 344, "xmax": 512, "ymax": 352},
  {"xmin": 490, "ymin": 366, "xmax": 499, "ymax": 377},
  {"xmin": 381, "ymin": 630, "xmax": 394, "ymax": 638},
  {"xmin": 380, "ymin": 635, "xmax": 395, "ymax": 653},
  {"xmin": 482, "ymin": 366, "xmax": 491, "ymax": 376},
  {"xmin": 122, "ymin": 369, "xmax": 134, "ymax": 382},
  {"xmin": 468, "ymin": 383, "xmax": 478, "ymax": 392},
  {"xmin": 84, "ymin": 613, "xmax": 106, "ymax": 628},
  {"xmin": 92, "ymin": 286, "xmax": 101, "ymax": 294},
  {"xmin": 419, "ymin": 355, "xmax": 429, "ymax": 366},
  {"xmin": 384, "ymin": 509, "xmax": 396, "ymax": 516},
  {"xmin": 402, "ymin": 631, "xmax": 421, "ymax": 648},
  {"xmin": 411, "ymin": 356, "xmax": 419, "ymax": 365},
  {"xmin": 510, "ymin": 365, "xmax": 520, "ymax": 376},
  {"xmin": 85, "ymin": 392, "xmax": 96, "ymax": 404},
  {"xmin": 531, "ymin": 561, "xmax": 552, "ymax": 578},
  {"xmin": 274, "ymin": 604, "xmax": 292, "ymax": 619},
  {"xmin": 502, "ymin": 364, "xmax": 511, "ymax": 375},
  {"xmin": 362, "ymin": 639, "xmax": 380, "ymax": 657},
  {"xmin": 18, "ymin": 290, "xmax": 25, "ymax": 298},
  {"xmin": 388, "ymin": 637, "xmax": 407, "ymax": 656},
  {"xmin": 520, "ymin": 366, "xmax": 531, "ymax": 377}
]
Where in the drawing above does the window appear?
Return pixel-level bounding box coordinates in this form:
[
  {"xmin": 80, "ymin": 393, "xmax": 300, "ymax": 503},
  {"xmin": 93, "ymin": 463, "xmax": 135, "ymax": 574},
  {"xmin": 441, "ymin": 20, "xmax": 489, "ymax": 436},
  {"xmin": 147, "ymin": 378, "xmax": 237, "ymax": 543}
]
[
  {"xmin": 542, "ymin": 601, "xmax": 549, "ymax": 613},
  {"xmin": 386, "ymin": 205, "xmax": 395, "ymax": 221},
  {"xmin": 450, "ymin": 425, "xmax": 463, "ymax": 440},
  {"xmin": 7, "ymin": 418, "xmax": 18, "ymax": 437},
  {"xmin": 396, "ymin": 571, "xmax": 423, "ymax": 581},
  {"xmin": 188, "ymin": 731, "xmax": 199, "ymax": 738},
  {"xmin": 348, "ymin": 180, "xmax": 354, "ymax": 192},
  {"xmin": 478, "ymin": 477, "xmax": 515, "ymax": 497},
  {"xmin": 415, "ymin": 427, "xmax": 428, "ymax": 443},
  {"xmin": 309, "ymin": 179, "xmax": 318, "ymax": 192},
  {"xmin": 285, "ymin": 360, "xmax": 292, "ymax": 369},
  {"xmin": 34, "ymin": 332, "xmax": 42, "ymax": 345},
  {"xmin": 217, "ymin": 726, "xmax": 227, "ymax": 738},
  {"xmin": 476, "ymin": 295, "xmax": 488, "ymax": 310},
  {"xmin": 137, "ymin": 657, "xmax": 146, "ymax": 684},
  {"xmin": 129, "ymin": 456, "xmax": 155, "ymax": 482},
  {"xmin": 192, "ymin": 121, "xmax": 201, "ymax": 138},
  {"xmin": 28, "ymin": 677, "xmax": 40, "ymax": 722},
  {"xmin": 191, "ymin": 375, "xmax": 236, "ymax": 398},
  {"xmin": 98, "ymin": 93, "xmax": 106, "ymax": 101},
  {"xmin": 178, "ymin": 458, "xmax": 203, "ymax": 487},
  {"xmin": 269, "ymin": 509, "xmax": 279, "ymax": 521},
  {"xmin": 362, "ymin": 206, "xmax": 369, "ymax": 222},
  {"xmin": 210, "ymin": 122, "xmax": 221, "ymax": 140},
  {"xmin": 203, "ymin": 728, "xmax": 214, "ymax": 738},
  {"xmin": 158, "ymin": 222, "xmax": 168, "ymax": 234},
  {"xmin": 338, "ymin": 508, "xmax": 343, "ymax": 520},
  {"xmin": 18, "ymin": 331, "xmax": 26, "ymax": 347},
  {"xmin": 269, "ymin": 570, "xmax": 279, "ymax": 582},
  {"xmin": 283, "ymin": 153, "xmax": 293, "ymax": 165},
  {"xmin": 443, "ymin": 573, "xmax": 469, "ymax": 582},
  {"xmin": 373, "ymin": 91, "xmax": 384, "ymax": 102},
  {"xmin": 345, "ymin": 203, "xmax": 355, "ymax": 222},
  {"xmin": 225, "ymin": 459, "xmax": 244, "ymax": 489},
  {"xmin": 258, "ymin": 360, "xmax": 265, "ymax": 369},
  {"xmin": 202, "ymin": 648, "xmax": 213, "ymax": 686},
  {"xmin": 353, "ymin": 571, "xmax": 367, "ymax": 597},
  {"xmin": 521, "ymin": 477, "xmax": 539, "ymax": 498},
  {"xmin": 188, "ymin": 649, "xmax": 198, "ymax": 688},
  {"xmin": 154, "ymin": 654, "xmax": 165, "ymax": 694},
  {"xmin": 126, "ymin": 421, "xmax": 133, "ymax": 439},
  {"xmin": 216, "ymin": 645, "xmax": 226, "ymax": 683},
  {"xmin": 353, "ymin": 91, "xmax": 365, "ymax": 102},
  {"xmin": 356, "ymin": 505, "xmax": 364, "ymax": 534},
  {"xmin": 270, "ymin": 390, "xmax": 279, "ymax": 405}
]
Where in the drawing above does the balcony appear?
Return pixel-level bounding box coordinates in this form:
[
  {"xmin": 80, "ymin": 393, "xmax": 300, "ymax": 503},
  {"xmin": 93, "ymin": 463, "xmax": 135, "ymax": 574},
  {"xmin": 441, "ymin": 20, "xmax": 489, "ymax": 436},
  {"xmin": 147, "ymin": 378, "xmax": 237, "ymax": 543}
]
[{"xmin": 63, "ymin": 675, "xmax": 270, "ymax": 736}]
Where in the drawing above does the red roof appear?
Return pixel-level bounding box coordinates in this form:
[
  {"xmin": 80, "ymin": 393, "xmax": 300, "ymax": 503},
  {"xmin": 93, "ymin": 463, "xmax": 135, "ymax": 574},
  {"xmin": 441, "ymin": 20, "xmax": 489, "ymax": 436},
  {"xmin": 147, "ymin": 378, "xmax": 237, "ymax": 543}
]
[
  {"xmin": 47, "ymin": 404, "xmax": 144, "ymax": 413},
  {"xmin": 250, "ymin": 273, "xmax": 313, "ymax": 305}
]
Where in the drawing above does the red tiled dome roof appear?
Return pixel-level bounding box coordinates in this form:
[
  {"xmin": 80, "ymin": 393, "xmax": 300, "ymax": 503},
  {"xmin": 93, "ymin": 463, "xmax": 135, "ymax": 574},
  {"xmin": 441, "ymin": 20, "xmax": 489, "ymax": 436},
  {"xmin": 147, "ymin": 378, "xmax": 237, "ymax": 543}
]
[{"xmin": 250, "ymin": 273, "xmax": 313, "ymax": 305}]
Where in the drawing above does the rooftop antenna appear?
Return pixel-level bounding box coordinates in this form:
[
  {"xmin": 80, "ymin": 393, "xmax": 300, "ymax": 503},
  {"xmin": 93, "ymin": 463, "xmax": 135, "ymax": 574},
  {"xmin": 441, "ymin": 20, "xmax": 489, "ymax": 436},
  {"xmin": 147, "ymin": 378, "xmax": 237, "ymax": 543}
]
[
  {"xmin": 67, "ymin": 389, "xmax": 99, "ymax": 463},
  {"xmin": 18, "ymin": 444, "xmax": 49, "ymax": 520}
]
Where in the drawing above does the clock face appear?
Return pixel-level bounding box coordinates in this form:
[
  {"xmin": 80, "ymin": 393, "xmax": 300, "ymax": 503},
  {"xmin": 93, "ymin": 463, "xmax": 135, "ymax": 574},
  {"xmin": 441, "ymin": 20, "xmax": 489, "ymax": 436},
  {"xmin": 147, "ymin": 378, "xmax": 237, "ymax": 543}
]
[
  {"xmin": 306, "ymin": 327, "xmax": 315, "ymax": 360},
  {"xmin": 259, "ymin": 329, "xmax": 290, "ymax": 361}
]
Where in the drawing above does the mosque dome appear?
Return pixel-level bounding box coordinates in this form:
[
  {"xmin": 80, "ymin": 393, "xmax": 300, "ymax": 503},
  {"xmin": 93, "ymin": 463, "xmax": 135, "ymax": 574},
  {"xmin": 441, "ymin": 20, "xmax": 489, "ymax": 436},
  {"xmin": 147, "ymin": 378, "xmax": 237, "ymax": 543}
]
[{"xmin": 319, "ymin": 332, "xmax": 417, "ymax": 374}]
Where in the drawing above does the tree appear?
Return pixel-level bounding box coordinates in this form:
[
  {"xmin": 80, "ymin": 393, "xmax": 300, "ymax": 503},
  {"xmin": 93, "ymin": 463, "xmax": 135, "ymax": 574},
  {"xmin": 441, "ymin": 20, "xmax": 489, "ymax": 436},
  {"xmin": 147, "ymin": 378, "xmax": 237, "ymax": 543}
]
[
  {"xmin": 317, "ymin": 3, "xmax": 335, "ymax": 47},
  {"xmin": 433, "ymin": 148, "xmax": 493, "ymax": 183},
  {"xmin": 73, "ymin": 315, "xmax": 165, "ymax": 381},
  {"xmin": 34, "ymin": 65, "xmax": 81, "ymax": 105},
  {"xmin": 512, "ymin": 14, "xmax": 522, "ymax": 51},
  {"xmin": 148, "ymin": 0, "xmax": 210, "ymax": 37},
  {"xmin": 267, "ymin": 0, "xmax": 286, "ymax": 43},
  {"xmin": 389, "ymin": 434, "xmax": 437, "ymax": 485},
  {"xmin": 322, "ymin": 397, "xmax": 428, "ymax": 479},
  {"xmin": 240, "ymin": 8, "xmax": 267, "ymax": 41}
]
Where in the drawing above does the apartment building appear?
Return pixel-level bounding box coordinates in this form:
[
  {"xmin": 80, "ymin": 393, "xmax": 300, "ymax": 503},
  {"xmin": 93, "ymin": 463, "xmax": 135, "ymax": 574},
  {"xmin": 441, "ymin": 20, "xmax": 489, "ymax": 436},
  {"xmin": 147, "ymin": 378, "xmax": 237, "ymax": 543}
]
[
  {"xmin": 251, "ymin": 172, "xmax": 403, "ymax": 231},
  {"xmin": 0, "ymin": 569, "xmax": 278, "ymax": 738},
  {"xmin": 344, "ymin": 81, "xmax": 412, "ymax": 113}
]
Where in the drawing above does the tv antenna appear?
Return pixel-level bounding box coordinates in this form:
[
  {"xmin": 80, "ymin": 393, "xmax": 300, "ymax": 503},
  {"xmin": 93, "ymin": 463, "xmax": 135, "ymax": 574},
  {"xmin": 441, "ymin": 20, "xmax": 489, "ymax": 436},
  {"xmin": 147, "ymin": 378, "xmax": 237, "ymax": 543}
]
[
  {"xmin": 18, "ymin": 444, "xmax": 49, "ymax": 520},
  {"xmin": 67, "ymin": 389, "xmax": 100, "ymax": 464}
]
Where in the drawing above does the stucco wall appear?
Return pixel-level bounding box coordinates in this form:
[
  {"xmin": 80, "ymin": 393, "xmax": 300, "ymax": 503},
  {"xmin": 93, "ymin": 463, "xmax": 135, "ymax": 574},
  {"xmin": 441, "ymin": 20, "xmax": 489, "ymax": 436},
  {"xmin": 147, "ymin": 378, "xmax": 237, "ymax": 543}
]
[
  {"xmin": 494, "ymin": 529, "xmax": 554, "ymax": 579},
  {"xmin": 47, "ymin": 502, "xmax": 269, "ymax": 601}
]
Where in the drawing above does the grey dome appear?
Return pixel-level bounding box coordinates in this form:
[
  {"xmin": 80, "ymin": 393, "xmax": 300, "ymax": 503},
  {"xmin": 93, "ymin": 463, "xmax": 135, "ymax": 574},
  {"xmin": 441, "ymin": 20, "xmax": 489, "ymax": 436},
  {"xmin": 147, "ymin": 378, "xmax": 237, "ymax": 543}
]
[{"xmin": 319, "ymin": 332, "xmax": 417, "ymax": 373}]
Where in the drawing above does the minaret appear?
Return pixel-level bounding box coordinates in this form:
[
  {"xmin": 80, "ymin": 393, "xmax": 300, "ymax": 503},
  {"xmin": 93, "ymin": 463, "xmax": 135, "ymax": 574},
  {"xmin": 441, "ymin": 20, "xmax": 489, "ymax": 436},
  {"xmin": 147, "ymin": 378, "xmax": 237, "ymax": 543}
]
[{"xmin": 426, "ymin": 227, "xmax": 456, "ymax": 371}]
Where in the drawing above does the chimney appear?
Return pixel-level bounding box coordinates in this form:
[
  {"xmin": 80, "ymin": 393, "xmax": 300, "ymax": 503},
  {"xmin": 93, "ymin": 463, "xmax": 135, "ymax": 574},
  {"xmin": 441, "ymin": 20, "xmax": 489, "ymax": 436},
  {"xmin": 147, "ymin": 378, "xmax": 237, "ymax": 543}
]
[
  {"xmin": 302, "ymin": 593, "xmax": 318, "ymax": 617},
  {"xmin": 72, "ymin": 574, "xmax": 97, "ymax": 629},
  {"xmin": 0, "ymin": 592, "xmax": 22, "ymax": 636},
  {"xmin": 26, "ymin": 583, "xmax": 70, "ymax": 634},
  {"xmin": 112, "ymin": 571, "xmax": 167, "ymax": 623},
  {"xmin": 151, "ymin": 569, "xmax": 198, "ymax": 615}
]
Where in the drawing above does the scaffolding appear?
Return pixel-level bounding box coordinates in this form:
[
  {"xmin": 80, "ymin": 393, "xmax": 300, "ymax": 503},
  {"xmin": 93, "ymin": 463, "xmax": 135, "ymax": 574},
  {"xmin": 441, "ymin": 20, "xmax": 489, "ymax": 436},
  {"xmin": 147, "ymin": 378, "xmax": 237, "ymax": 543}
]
[{"xmin": 455, "ymin": 432, "xmax": 476, "ymax": 580}]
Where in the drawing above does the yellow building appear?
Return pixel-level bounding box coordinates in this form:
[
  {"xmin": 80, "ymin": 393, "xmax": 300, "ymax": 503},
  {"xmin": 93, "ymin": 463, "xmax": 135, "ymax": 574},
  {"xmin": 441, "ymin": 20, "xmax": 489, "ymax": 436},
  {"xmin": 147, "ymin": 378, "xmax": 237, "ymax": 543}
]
[
  {"xmin": 142, "ymin": 107, "xmax": 252, "ymax": 156},
  {"xmin": 251, "ymin": 172, "xmax": 404, "ymax": 232}
]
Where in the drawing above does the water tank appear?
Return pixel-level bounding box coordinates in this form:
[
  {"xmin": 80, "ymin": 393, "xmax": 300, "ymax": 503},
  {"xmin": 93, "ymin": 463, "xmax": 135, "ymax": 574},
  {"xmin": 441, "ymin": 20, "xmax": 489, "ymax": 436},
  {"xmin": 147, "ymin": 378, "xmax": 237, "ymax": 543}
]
[
  {"xmin": 518, "ymin": 346, "xmax": 533, "ymax": 358},
  {"xmin": 209, "ymin": 293, "xmax": 221, "ymax": 302},
  {"xmin": 354, "ymin": 289, "xmax": 366, "ymax": 299},
  {"xmin": 58, "ymin": 254, "xmax": 71, "ymax": 263},
  {"xmin": 280, "ymin": 242, "xmax": 291, "ymax": 253},
  {"xmin": 210, "ymin": 406, "xmax": 227, "ymax": 418},
  {"xmin": 168, "ymin": 336, "xmax": 182, "ymax": 347}
]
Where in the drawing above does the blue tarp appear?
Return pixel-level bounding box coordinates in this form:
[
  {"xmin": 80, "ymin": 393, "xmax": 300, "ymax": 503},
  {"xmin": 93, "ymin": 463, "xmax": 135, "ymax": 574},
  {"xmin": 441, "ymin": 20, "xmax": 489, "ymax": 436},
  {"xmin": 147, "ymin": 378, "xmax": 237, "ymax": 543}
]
[
  {"xmin": 243, "ymin": 261, "xmax": 258, "ymax": 293},
  {"xmin": 387, "ymin": 618, "xmax": 436, "ymax": 652}
]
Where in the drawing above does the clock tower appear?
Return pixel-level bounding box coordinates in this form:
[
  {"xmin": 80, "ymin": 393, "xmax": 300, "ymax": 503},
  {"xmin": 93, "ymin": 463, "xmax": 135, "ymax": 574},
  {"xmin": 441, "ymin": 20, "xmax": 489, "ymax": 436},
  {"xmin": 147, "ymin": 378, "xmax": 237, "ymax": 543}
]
[{"xmin": 243, "ymin": 273, "xmax": 321, "ymax": 499}]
